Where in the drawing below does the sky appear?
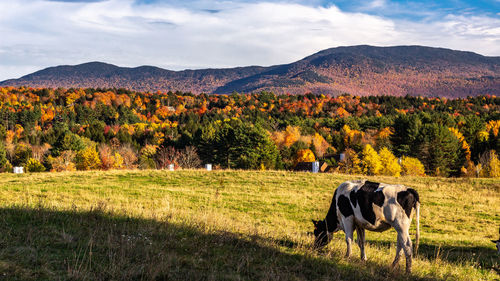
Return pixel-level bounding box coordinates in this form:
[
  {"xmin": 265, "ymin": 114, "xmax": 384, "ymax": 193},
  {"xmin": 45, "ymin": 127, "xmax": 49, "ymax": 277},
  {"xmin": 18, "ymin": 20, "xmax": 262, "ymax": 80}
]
[{"xmin": 1, "ymin": 0, "xmax": 500, "ymax": 81}]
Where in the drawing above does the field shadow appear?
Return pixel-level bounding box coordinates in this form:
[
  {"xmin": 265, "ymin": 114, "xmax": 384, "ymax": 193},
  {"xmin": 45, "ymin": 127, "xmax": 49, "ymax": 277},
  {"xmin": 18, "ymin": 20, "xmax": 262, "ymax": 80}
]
[
  {"xmin": 0, "ymin": 206, "xmax": 463, "ymax": 281},
  {"xmin": 365, "ymin": 239, "xmax": 499, "ymax": 271}
]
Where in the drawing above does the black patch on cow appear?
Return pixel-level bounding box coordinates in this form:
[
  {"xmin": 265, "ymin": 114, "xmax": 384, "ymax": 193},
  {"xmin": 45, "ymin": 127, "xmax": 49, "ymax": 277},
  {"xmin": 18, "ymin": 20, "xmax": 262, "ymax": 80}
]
[
  {"xmin": 407, "ymin": 188, "xmax": 420, "ymax": 203},
  {"xmin": 338, "ymin": 195, "xmax": 354, "ymax": 217},
  {"xmin": 349, "ymin": 190, "xmax": 357, "ymax": 207},
  {"xmin": 373, "ymin": 190, "xmax": 385, "ymax": 207},
  {"xmin": 324, "ymin": 189, "xmax": 339, "ymax": 232},
  {"xmin": 355, "ymin": 181, "xmax": 384, "ymax": 225},
  {"xmin": 397, "ymin": 189, "xmax": 419, "ymax": 218}
]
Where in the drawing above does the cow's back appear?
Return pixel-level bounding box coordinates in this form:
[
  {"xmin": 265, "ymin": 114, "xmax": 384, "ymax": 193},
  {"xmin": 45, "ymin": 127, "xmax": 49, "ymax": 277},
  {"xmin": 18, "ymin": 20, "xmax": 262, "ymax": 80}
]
[{"xmin": 335, "ymin": 180, "xmax": 417, "ymax": 231}]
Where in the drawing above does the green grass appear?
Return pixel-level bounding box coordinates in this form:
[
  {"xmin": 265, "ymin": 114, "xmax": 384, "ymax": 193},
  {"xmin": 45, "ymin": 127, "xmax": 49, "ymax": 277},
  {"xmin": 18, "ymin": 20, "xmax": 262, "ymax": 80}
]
[{"xmin": 0, "ymin": 170, "xmax": 499, "ymax": 280}]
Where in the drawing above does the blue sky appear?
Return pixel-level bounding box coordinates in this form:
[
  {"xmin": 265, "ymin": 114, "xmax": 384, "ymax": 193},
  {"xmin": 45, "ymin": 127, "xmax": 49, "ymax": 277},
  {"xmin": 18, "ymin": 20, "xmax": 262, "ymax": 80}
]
[{"xmin": 1, "ymin": 0, "xmax": 499, "ymax": 80}]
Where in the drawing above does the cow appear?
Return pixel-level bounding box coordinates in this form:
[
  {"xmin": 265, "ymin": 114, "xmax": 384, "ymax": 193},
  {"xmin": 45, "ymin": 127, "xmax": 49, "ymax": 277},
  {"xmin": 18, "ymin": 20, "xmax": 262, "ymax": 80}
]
[
  {"xmin": 312, "ymin": 180, "xmax": 420, "ymax": 273},
  {"xmin": 492, "ymin": 226, "xmax": 500, "ymax": 255}
]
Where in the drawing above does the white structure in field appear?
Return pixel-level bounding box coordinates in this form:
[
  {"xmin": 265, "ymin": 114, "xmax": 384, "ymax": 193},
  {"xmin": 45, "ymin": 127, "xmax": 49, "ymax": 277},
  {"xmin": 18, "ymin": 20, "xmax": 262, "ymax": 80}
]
[
  {"xmin": 205, "ymin": 164, "xmax": 212, "ymax": 171},
  {"xmin": 312, "ymin": 161, "xmax": 319, "ymax": 173},
  {"xmin": 168, "ymin": 164, "xmax": 174, "ymax": 171},
  {"xmin": 13, "ymin": 167, "xmax": 24, "ymax": 174}
]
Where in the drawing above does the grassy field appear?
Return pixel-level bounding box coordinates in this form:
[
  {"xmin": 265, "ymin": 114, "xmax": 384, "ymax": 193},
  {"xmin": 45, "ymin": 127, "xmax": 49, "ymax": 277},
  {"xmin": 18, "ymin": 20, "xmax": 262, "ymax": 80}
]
[{"xmin": 0, "ymin": 170, "xmax": 498, "ymax": 281}]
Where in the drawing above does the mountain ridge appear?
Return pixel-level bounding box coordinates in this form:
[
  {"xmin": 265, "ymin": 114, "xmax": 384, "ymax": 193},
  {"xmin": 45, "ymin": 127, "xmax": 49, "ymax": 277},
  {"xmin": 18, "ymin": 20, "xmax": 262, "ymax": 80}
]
[{"xmin": 2, "ymin": 45, "xmax": 500, "ymax": 97}]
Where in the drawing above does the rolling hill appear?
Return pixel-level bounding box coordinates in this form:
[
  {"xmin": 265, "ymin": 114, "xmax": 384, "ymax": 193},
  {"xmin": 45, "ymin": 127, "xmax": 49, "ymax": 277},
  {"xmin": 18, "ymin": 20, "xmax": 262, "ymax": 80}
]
[{"xmin": 2, "ymin": 45, "xmax": 500, "ymax": 97}]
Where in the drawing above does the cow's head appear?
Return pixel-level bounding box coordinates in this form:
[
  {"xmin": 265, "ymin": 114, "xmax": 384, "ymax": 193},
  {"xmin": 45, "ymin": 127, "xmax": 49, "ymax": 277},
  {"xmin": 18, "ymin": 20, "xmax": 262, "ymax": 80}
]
[
  {"xmin": 312, "ymin": 219, "xmax": 332, "ymax": 249},
  {"xmin": 493, "ymin": 227, "xmax": 500, "ymax": 255},
  {"xmin": 492, "ymin": 240, "xmax": 500, "ymax": 255}
]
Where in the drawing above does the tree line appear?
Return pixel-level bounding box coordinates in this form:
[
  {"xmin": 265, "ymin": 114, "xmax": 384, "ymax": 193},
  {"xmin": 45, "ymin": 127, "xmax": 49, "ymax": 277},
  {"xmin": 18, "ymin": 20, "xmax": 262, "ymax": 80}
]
[{"xmin": 0, "ymin": 87, "xmax": 498, "ymax": 177}]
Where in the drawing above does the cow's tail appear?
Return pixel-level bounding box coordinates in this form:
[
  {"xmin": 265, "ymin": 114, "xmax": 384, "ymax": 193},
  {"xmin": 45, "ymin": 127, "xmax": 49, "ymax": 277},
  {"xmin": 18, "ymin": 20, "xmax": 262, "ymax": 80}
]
[
  {"xmin": 408, "ymin": 188, "xmax": 420, "ymax": 256},
  {"xmin": 414, "ymin": 201, "xmax": 420, "ymax": 255}
]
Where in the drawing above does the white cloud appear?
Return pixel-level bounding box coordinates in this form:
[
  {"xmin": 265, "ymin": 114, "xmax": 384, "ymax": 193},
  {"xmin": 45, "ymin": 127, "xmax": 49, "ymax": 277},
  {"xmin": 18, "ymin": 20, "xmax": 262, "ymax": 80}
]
[
  {"xmin": 0, "ymin": 0, "xmax": 499, "ymax": 80},
  {"xmin": 368, "ymin": 0, "xmax": 387, "ymax": 9}
]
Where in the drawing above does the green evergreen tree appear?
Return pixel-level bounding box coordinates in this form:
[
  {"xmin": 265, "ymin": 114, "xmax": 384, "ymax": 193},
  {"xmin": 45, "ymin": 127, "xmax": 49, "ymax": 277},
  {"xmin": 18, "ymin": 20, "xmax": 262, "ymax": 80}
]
[
  {"xmin": 0, "ymin": 141, "xmax": 8, "ymax": 171},
  {"xmin": 417, "ymin": 124, "xmax": 464, "ymax": 177},
  {"xmin": 391, "ymin": 114, "xmax": 421, "ymax": 157}
]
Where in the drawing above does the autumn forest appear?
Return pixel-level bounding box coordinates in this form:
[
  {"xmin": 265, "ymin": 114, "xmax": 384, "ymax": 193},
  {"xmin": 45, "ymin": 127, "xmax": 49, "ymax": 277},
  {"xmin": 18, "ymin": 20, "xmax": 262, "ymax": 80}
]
[{"xmin": 0, "ymin": 86, "xmax": 498, "ymax": 177}]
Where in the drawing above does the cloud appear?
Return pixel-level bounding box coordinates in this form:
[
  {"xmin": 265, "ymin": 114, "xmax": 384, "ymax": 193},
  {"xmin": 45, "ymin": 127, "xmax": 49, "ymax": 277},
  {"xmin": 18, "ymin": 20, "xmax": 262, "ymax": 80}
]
[
  {"xmin": 368, "ymin": 0, "xmax": 387, "ymax": 9},
  {"xmin": 0, "ymin": 0, "xmax": 499, "ymax": 80}
]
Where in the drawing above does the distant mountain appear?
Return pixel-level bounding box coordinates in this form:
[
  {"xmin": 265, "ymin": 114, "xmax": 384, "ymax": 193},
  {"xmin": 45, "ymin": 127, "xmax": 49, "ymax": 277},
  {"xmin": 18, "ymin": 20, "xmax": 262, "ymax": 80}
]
[{"xmin": 2, "ymin": 45, "xmax": 500, "ymax": 97}]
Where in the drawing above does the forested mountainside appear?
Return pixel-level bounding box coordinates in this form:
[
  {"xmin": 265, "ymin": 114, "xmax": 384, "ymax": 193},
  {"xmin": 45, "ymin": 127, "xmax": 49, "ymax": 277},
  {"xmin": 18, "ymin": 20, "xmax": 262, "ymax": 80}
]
[{"xmin": 2, "ymin": 45, "xmax": 499, "ymax": 98}]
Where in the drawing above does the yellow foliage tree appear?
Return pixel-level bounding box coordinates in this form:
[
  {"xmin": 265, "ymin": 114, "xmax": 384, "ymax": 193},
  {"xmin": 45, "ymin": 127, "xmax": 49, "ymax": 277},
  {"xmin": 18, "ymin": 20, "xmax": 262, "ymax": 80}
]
[
  {"xmin": 113, "ymin": 152, "xmax": 124, "ymax": 169},
  {"xmin": 312, "ymin": 133, "xmax": 330, "ymax": 158},
  {"xmin": 361, "ymin": 144, "xmax": 382, "ymax": 175},
  {"xmin": 338, "ymin": 148, "xmax": 362, "ymax": 174},
  {"xmin": 75, "ymin": 147, "xmax": 101, "ymax": 170},
  {"xmin": 342, "ymin": 125, "xmax": 363, "ymax": 148},
  {"xmin": 448, "ymin": 127, "xmax": 471, "ymax": 160},
  {"xmin": 480, "ymin": 150, "xmax": 500, "ymax": 178},
  {"xmin": 401, "ymin": 156, "xmax": 426, "ymax": 176},
  {"xmin": 378, "ymin": 147, "xmax": 401, "ymax": 177},
  {"xmin": 284, "ymin": 126, "xmax": 301, "ymax": 147},
  {"xmin": 486, "ymin": 120, "xmax": 500, "ymax": 137},
  {"xmin": 295, "ymin": 149, "xmax": 315, "ymax": 164},
  {"xmin": 270, "ymin": 131, "xmax": 285, "ymax": 149}
]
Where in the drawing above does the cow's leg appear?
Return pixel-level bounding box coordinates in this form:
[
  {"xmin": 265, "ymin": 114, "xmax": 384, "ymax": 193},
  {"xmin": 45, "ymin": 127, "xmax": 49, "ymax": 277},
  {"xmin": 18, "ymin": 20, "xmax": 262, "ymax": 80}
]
[
  {"xmin": 392, "ymin": 221, "xmax": 413, "ymax": 273},
  {"xmin": 343, "ymin": 217, "xmax": 354, "ymax": 258},
  {"xmin": 356, "ymin": 226, "xmax": 367, "ymax": 261},
  {"xmin": 402, "ymin": 228, "xmax": 413, "ymax": 273},
  {"xmin": 391, "ymin": 230, "xmax": 403, "ymax": 269}
]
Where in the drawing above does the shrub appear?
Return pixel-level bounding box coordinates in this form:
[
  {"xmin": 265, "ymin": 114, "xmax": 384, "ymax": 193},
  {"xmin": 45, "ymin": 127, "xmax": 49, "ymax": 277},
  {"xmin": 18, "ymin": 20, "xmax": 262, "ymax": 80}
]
[
  {"xmin": 113, "ymin": 152, "xmax": 124, "ymax": 169},
  {"xmin": 295, "ymin": 149, "xmax": 315, "ymax": 165},
  {"xmin": 361, "ymin": 144, "xmax": 381, "ymax": 175},
  {"xmin": 3, "ymin": 161, "xmax": 13, "ymax": 173},
  {"xmin": 31, "ymin": 143, "xmax": 51, "ymax": 162},
  {"xmin": 13, "ymin": 142, "xmax": 32, "ymax": 166},
  {"xmin": 177, "ymin": 146, "xmax": 202, "ymax": 169},
  {"xmin": 479, "ymin": 150, "xmax": 500, "ymax": 178},
  {"xmin": 75, "ymin": 147, "xmax": 101, "ymax": 170},
  {"xmin": 139, "ymin": 145, "xmax": 157, "ymax": 169},
  {"xmin": 25, "ymin": 158, "xmax": 45, "ymax": 172},
  {"xmin": 47, "ymin": 151, "xmax": 76, "ymax": 172},
  {"xmin": 156, "ymin": 146, "xmax": 179, "ymax": 169},
  {"xmin": 378, "ymin": 147, "xmax": 401, "ymax": 177},
  {"xmin": 99, "ymin": 144, "xmax": 122, "ymax": 170},
  {"xmin": 401, "ymin": 156, "xmax": 426, "ymax": 176},
  {"xmin": 118, "ymin": 144, "xmax": 138, "ymax": 169}
]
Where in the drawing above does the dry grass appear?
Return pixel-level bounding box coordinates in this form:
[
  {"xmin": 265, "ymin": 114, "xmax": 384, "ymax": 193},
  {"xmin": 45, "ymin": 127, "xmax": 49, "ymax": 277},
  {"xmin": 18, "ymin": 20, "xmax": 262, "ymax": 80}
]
[{"xmin": 0, "ymin": 170, "xmax": 498, "ymax": 280}]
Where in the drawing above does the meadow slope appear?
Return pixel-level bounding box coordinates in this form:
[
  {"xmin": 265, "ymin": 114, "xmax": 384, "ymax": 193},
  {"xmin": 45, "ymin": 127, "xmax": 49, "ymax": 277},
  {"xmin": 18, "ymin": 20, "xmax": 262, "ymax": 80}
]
[{"xmin": 0, "ymin": 170, "xmax": 498, "ymax": 280}]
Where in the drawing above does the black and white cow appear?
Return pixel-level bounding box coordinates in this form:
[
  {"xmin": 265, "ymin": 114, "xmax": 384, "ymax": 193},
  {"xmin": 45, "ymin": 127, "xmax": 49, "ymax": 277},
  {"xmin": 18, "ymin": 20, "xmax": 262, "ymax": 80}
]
[
  {"xmin": 312, "ymin": 180, "xmax": 420, "ymax": 273},
  {"xmin": 492, "ymin": 226, "xmax": 500, "ymax": 255}
]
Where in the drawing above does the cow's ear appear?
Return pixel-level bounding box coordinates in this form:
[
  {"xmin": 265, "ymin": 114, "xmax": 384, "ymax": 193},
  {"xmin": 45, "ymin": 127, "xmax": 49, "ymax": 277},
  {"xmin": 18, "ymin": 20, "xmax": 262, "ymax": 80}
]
[
  {"xmin": 312, "ymin": 219, "xmax": 317, "ymax": 225},
  {"xmin": 492, "ymin": 240, "xmax": 499, "ymax": 243}
]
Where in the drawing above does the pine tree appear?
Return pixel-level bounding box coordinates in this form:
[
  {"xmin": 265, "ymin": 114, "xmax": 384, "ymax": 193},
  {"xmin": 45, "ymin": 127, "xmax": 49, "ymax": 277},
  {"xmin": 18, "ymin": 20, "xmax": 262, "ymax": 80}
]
[
  {"xmin": 391, "ymin": 115, "xmax": 421, "ymax": 157},
  {"xmin": 0, "ymin": 141, "xmax": 8, "ymax": 172},
  {"xmin": 417, "ymin": 124, "xmax": 464, "ymax": 177}
]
